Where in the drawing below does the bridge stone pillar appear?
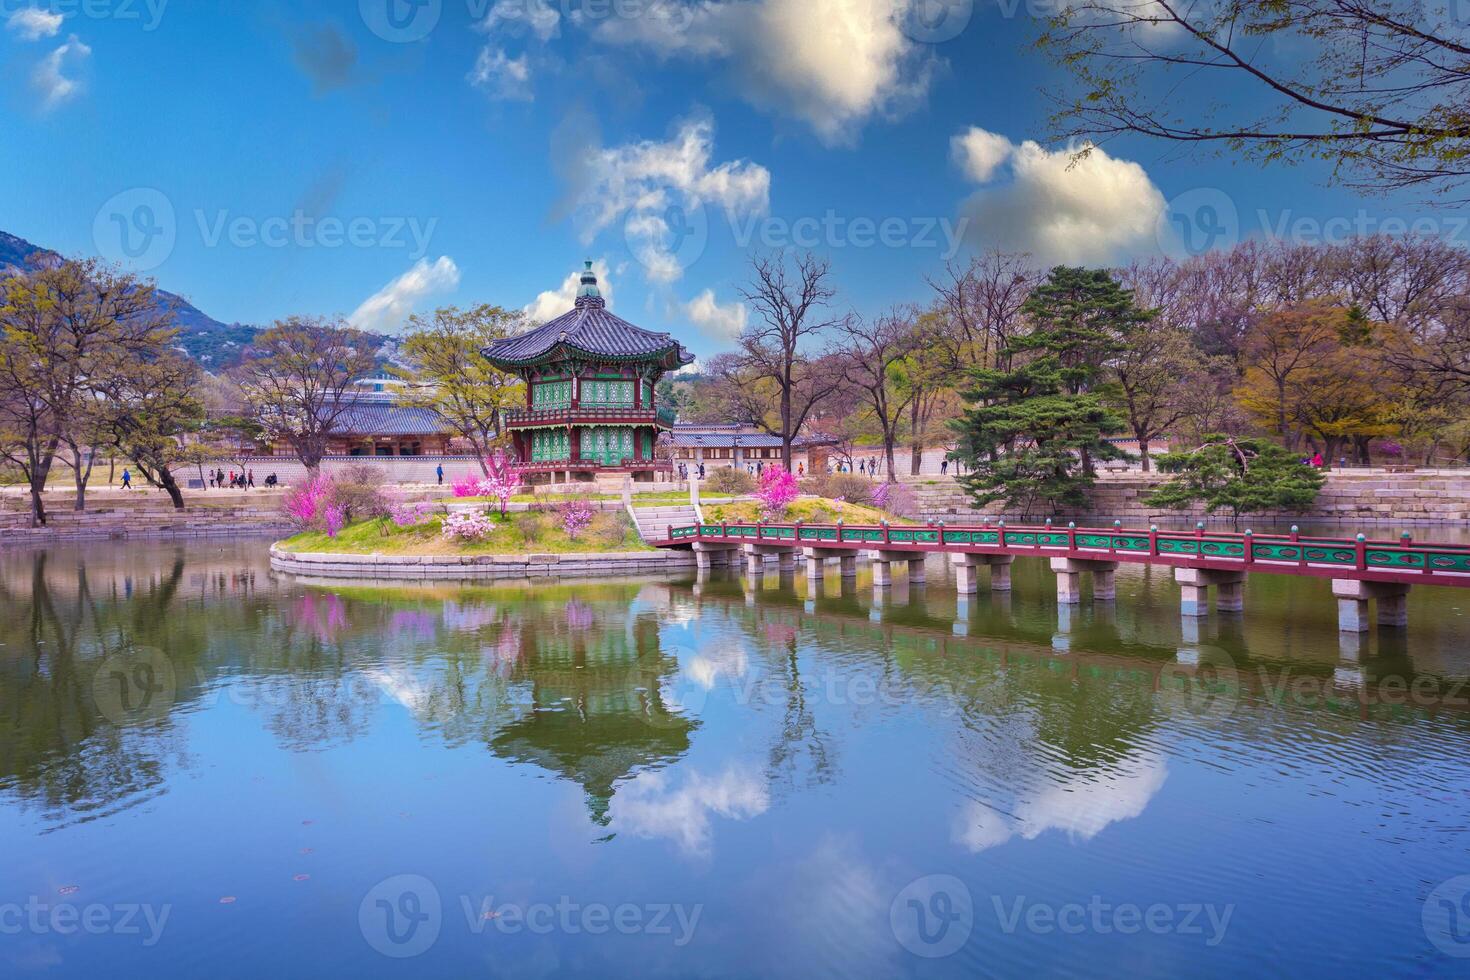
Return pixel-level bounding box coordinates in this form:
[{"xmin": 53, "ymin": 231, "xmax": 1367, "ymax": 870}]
[
  {"xmin": 875, "ymin": 550, "xmax": 924, "ymax": 585},
  {"xmin": 839, "ymin": 554, "xmax": 858, "ymax": 578},
  {"xmin": 693, "ymin": 541, "xmax": 736, "ymax": 570},
  {"xmin": 872, "ymin": 558, "xmax": 893, "ymax": 588},
  {"xmin": 1331, "ymin": 579, "xmax": 1410, "ymax": 632},
  {"xmin": 1174, "ymin": 567, "xmax": 1247, "ymax": 617},
  {"xmin": 952, "ymin": 553, "xmax": 1014, "ymax": 595},
  {"xmin": 1050, "ymin": 558, "xmax": 1120, "ymax": 605}
]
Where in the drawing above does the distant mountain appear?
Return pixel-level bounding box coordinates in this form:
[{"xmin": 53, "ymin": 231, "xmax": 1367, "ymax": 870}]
[{"xmin": 0, "ymin": 230, "xmax": 260, "ymax": 367}]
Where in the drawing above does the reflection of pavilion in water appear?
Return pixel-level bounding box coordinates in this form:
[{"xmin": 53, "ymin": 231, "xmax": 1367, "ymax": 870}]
[{"xmin": 490, "ymin": 598, "xmax": 695, "ymax": 824}]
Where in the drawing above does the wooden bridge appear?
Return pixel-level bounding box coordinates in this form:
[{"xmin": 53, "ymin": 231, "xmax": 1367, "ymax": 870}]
[{"xmin": 653, "ymin": 519, "xmax": 1470, "ymax": 633}]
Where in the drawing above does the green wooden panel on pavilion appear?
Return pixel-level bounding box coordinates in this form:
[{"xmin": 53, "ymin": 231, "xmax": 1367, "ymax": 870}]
[
  {"xmin": 800, "ymin": 527, "xmax": 839, "ymax": 541},
  {"xmin": 699, "ymin": 525, "xmax": 724, "ymax": 536},
  {"xmin": 760, "ymin": 527, "xmax": 797, "ymax": 540},
  {"xmin": 530, "ymin": 429, "xmax": 570, "ymax": 462},
  {"xmin": 531, "ymin": 380, "xmax": 572, "ymax": 409},
  {"xmin": 581, "ymin": 379, "xmax": 636, "ymax": 408},
  {"xmin": 579, "ymin": 426, "xmax": 634, "ymax": 466}
]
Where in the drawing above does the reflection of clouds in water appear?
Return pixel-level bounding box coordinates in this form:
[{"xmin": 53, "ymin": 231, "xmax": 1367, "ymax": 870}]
[
  {"xmin": 365, "ymin": 667, "xmax": 434, "ymax": 718},
  {"xmin": 756, "ymin": 834, "xmax": 894, "ymax": 977},
  {"xmin": 953, "ymin": 753, "xmax": 1168, "ymax": 853},
  {"xmin": 610, "ymin": 767, "xmax": 769, "ymax": 856},
  {"xmin": 683, "ymin": 639, "xmax": 749, "ymax": 691}
]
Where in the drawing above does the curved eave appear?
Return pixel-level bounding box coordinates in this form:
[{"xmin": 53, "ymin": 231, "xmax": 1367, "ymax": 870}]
[{"xmin": 483, "ymin": 341, "xmax": 693, "ymax": 372}]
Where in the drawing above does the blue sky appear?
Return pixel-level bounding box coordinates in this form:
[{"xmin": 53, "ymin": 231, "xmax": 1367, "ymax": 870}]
[{"xmin": 0, "ymin": 0, "xmax": 1457, "ymax": 360}]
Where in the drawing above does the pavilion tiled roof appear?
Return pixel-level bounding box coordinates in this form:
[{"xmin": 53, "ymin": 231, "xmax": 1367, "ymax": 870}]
[{"xmin": 484, "ymin": 263, "xmax": 693, "ymax": 369}]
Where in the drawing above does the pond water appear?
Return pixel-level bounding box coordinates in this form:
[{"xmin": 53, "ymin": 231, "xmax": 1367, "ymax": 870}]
[{"xmin": 2, "ymin": 539, "xmax": 1469, "ymax": 977}]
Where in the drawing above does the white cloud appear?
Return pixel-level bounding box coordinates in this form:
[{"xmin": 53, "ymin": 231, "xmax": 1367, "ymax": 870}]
[
  {"xmin": 592, "ymin": 0, "xmax": 934, "ymax": 144},
  {"xmin": 574, "ymin": 117, "xmax": 769, "ymax": 284},
  {"xmin": 952, "ymin": 753, "xmax": 1168, "ymax": 853},
  {"xmin": 32, "ymin": 34, "xmax": 90, "ymax": 111},
  {"xmin": 951, "ymin": 126, "xmax": 1014, "ymax": 183},
  {"xmin": 610, "ymin": 767, "xmax": 770, "ymax": 857},
  {"xmin": 684, "ymin": 289, "xmax": 747, "ymax": 340},
  {"xmin": 954, "ymin": 127, "xmax": 1168, "ymax": 265},
  {"xmin": 7, "ymin": 7, "xmax": 63, "ymax": 40},
  {"xmin": 468, "ymin": 46, "xmax": 533, "ymax": 100},
  {"xmin": 349, "ymin": 256, "xmax": 460, "ymax": 333},
  {"xmin": 478, "ymin": 0, "xmax": 561, "ymax": 41},
  {"xmin": 523, "ymin": 257, "xmax": 615, "ymax": 324}
]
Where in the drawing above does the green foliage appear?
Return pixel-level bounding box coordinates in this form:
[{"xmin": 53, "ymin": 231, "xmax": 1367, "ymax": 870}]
[
  {"xmin": 951, "ymin": 267, "xmax": 1135, "ymax": 515},
  {"xmin": 1148, "ymin": 436, "xmax": 1326, "ymax": 528}
]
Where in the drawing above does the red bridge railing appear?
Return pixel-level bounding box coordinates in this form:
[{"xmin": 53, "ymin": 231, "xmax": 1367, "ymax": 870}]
[{"xmin": 656, "ymin": 520, "xmax": 1470, "ymax": 587}]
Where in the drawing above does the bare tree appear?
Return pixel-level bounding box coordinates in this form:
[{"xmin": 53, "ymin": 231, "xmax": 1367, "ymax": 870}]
[
  {"xmin": 927, "ymin": 251, "xmax": 1040, "ymax": 376},
  {"xmin": 735, "ymin": 252, "xmax": 845, "ymax": 469},
  {"xmin": 234, "ymin": 317, "xmax": 377, "ymax": 473},
  {"xmin": 1040, "ymin": 0, "xmax": 1470, "ymax": 196},
  {"xmin": 833, "ymin": 308, "xmax": 921, "ymax": 482},
  {"xmin": 0, "ymin": 260, "xmax": 176, "ymax": 520}
]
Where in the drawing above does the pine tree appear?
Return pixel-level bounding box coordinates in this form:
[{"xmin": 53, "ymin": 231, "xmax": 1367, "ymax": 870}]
[{"xmin": 951, "ymin": 267, "xmax": 1141, "ymax": 516}]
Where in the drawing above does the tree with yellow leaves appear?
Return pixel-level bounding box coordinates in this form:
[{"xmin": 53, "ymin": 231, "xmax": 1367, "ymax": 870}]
[{"xmin": 1236, "ymin": 303, "xmax": 1399, "ymax": 465}]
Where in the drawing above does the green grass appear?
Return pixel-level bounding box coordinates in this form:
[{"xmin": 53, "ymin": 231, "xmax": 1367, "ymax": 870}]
[
  {"xmin": 699, "ymin": 497, "xmax": 914, "ymax": 525},
  {"xmin": 277, "ymin": 510, "xmax": 653, "ymax": 555}
]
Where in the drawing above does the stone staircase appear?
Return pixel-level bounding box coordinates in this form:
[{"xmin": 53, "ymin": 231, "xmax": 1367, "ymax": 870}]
[{"xmin": 629, "ymin": 503, "xmax": 700, "ymax": 543}]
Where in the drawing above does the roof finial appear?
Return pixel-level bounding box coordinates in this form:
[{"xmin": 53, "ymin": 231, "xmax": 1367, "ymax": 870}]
[{"xmin": 575, "ymin": 259, "xmax": 604, "ymax": 308}]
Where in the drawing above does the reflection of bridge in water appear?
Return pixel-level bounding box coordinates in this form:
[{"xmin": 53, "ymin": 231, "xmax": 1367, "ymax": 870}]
[
  {"xmin": 679, "ymin": 571, "xmax": 1470, "ymax": 718},
  {"xmin": 659, "ymin": 520, "xmax": 1470, "ymax": 633}
]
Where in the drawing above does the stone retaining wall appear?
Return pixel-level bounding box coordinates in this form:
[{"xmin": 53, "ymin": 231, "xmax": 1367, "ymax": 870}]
[
  {"xmin": 913, "ymin": 471, "xmax": 1470, "ymax": 526},
  {"xmin": 268, "ymin": 544, "xmax": 695, "ymax": 581}
]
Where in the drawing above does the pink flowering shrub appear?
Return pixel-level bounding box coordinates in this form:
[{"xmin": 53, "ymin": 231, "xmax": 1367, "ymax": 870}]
[
  {"xmin": 389, "ymin": 501, "xmax": 435, "ymax": 528},
  {"xmin": 559, "ymin": 498, "xmax": 594, "ymax": 539},
  {"xmin": 322, "ymin": 502, "xmax": 347, "ymax": 539},
  {"xmin": 756, "ymin": 464, "xmax": 800, "ymax": 520},
  {"xmin": 442, "ymin": 511, "xmax": 495, "ymax": 543},
  {"xmin": 479, "ymin": 450, "xmax": 520, "ymax": 517},
  {"xmin": 450, "ymin": 452, "xmax": 522, "ymax": 511},
  {"xmin": 283, "ymin": 473, "xmax": 332, "ymax": 528}
]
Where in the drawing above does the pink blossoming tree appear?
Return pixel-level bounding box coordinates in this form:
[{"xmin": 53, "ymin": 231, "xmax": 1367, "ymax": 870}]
[{"xmin": 756, "ymin": 464, "xmax": 800, "ymax": 521}]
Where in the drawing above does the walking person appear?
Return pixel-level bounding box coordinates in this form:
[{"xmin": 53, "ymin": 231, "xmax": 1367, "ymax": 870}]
[
  {"xmin": 940, "ymin": 459, "xmax": 948, "ymax": 476},
  {"xmin": 121, "ymin": 468, "xmax": 132, "ymax": 490},
  {"xmin": 247, "ymin": 470, "xmax": 255, "ymax": 489},
  {"xmin": 436, "ymin": 463, "xmax": 444, "ymax": 486}
]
